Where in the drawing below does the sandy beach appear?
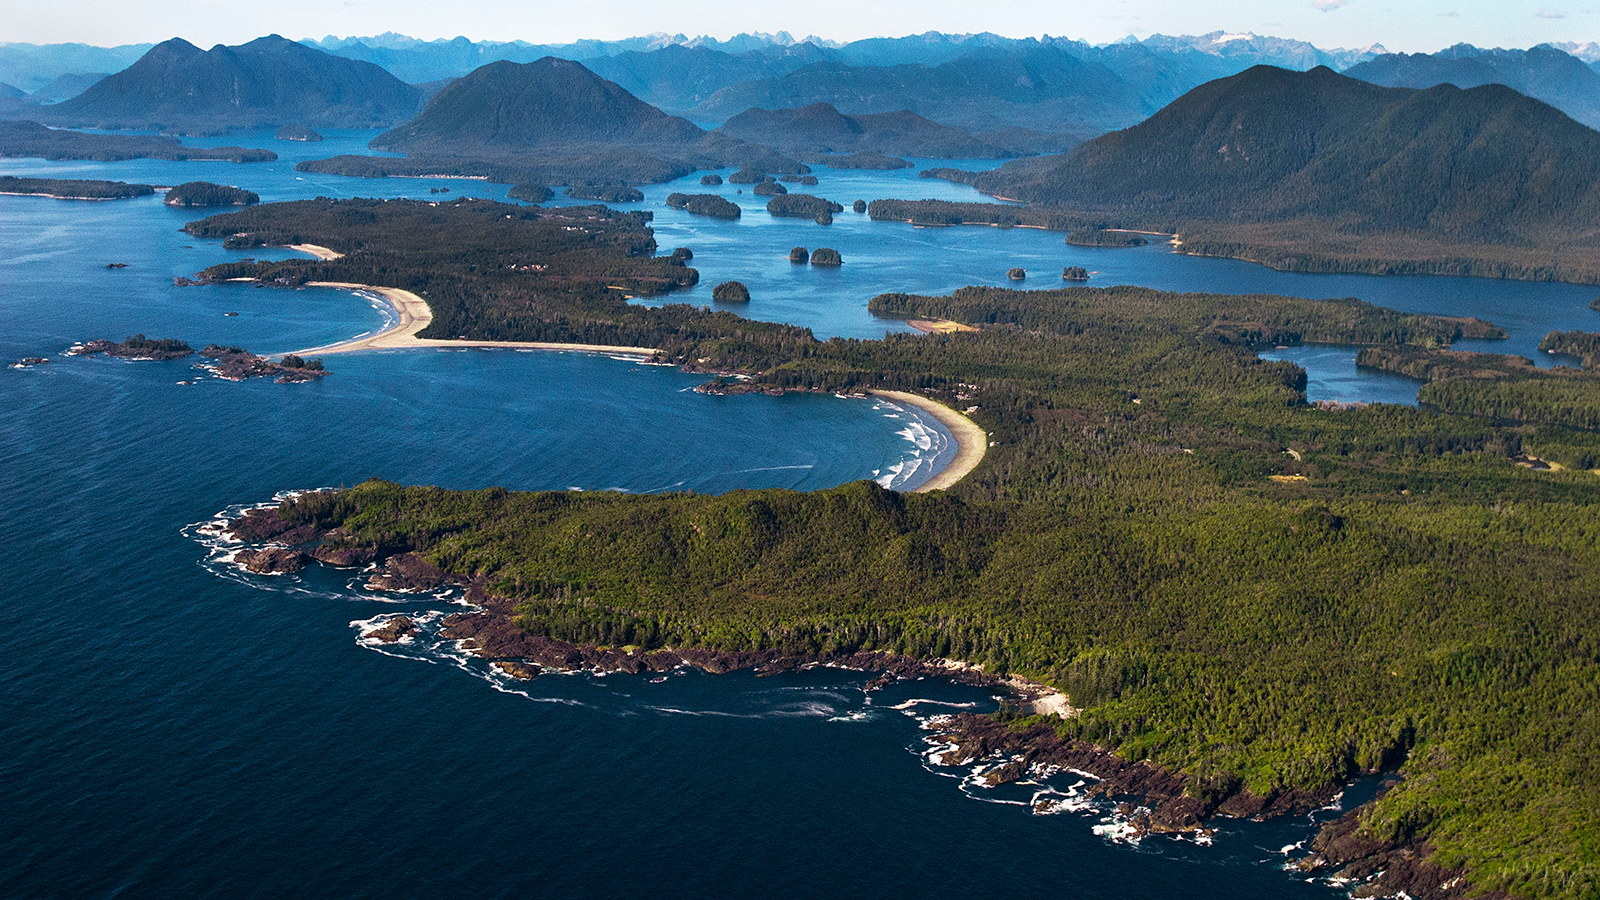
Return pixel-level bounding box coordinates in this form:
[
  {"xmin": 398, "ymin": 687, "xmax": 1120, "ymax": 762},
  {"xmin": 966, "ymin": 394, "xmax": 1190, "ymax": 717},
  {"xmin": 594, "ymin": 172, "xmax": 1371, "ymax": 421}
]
[
  {"xmin": 289, "ymin": 243, "xmax": 344, "ymax": 261},
  {"xmin": 280, "ymin": 255, "xmax": 984, "ymax": 490},
  {"xmin": 870, "ymin": 390, "xmax": 988, "ymax": 492},
  {"xmin": 284, "ymin": 282, "xmax": 658, "ymax": 357},
  {"xmin": 906, "ymin": 318, "xmax": 979, "ymax": 334}
]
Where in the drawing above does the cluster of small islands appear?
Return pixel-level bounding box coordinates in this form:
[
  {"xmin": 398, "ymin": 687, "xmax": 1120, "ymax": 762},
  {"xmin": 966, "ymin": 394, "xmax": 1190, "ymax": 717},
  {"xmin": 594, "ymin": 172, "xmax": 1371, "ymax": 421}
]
[{"xmin": 7, "ymin": 25, "xmax": 1600, "ymax": 900}]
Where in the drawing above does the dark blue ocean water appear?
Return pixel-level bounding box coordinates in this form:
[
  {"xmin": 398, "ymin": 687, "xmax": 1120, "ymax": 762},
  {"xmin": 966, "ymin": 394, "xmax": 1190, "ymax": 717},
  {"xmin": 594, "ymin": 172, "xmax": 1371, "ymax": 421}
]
[{"xmin": 3, "ymin": 129, "xmax": 1593, "ymax": 898}]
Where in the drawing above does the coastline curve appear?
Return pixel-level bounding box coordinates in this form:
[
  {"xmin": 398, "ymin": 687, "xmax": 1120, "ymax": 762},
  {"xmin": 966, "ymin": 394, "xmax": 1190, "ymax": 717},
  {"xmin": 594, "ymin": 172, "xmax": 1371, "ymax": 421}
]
[
  {"xmin": 281, "ymin": 280, "xmax": 658, "ymax": 358},
  {"xmin": 871, "ymin": 390, "xmax": 987, "ymax": 492},
  {"xmin": 273, "ymin": 246, "xmax": 984, "ymax": 491}
]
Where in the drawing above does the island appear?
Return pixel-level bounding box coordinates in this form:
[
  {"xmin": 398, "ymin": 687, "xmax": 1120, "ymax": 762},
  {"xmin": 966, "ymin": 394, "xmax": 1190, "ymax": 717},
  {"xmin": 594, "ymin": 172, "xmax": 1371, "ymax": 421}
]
[
  {"xmin": 752, "ymin": 180, "xmax": 786, "ymax": 196},
  {"xmin": 68, "ymin": 335, "xmax": 192, "ymax": 359},
  {"xmin": 200, "ymin": 345, "xmax": 329, "ymax": 383},
  {"xmin": 0, "ymin": 120, "xmax": 276, "ymax": 164},
  {"xmin": 711, "ymin": 281, "xmax": 750, "ymax": 302},
  {"xmin": 273, "ymin": 124, "xmax": 324, "ymax": 142},
  {"xmin": 789, "ymin": 246, "xmax": 809, "ymax": 263},
  {"xmin": 1063, "ymin": 265, "xmax": 1089, "ymax": 280},
  {"xmin": 0, "ymin": 175, "xmax": 154, "ymax": 200},
  {"xmin": 164, "ymin": 182, "xmax": 260, "ymax": 208},
  {"xmin": 824, "ymin": 150, "xmax": 911, "ymax": 170},
  {"xmin": 190, "ymin": 195, "xmax": 1600, "ymax": 900},
  {"xmin": 700, "ymin": 174, "xmax": 723, "ymax": 185},
  {"xmin": 666, "ymin": 192, "xmax": 741, "ymax": 219},
  {"xmin": 1007, "ymin": 267, "xmax": 1025, "ymax": 280},
  {"xmin": 766, "ymin": 194, "xmax": 844, "ymax": 224},
  {"xmin": 565, "ymin": 182, "xmax": 645, "ymax": 203},
  {"xmin": 867, "ymin": 198, "xmax": 1076, "ymax": 230},
  {"xmin": 809, "ymin": 247, "xmax": 842, "ymax": 267},
  {"xmin": 508, "ymin": 183, "xmax": 554, "ymax": 202}
]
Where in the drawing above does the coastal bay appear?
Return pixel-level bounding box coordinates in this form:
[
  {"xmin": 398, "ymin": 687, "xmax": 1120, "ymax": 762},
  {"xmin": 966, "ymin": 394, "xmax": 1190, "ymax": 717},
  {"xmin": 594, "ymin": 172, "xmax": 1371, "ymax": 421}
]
[{"xmin": 5, "ymin": 123, "xmax": 1600, "ymax": 900}]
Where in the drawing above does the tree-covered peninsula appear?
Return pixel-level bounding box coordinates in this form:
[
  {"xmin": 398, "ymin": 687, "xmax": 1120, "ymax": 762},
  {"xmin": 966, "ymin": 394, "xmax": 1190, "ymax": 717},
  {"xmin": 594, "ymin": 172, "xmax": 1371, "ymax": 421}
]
[{"xmin": 195, "ymin": 197, "xmax": 1600, "ymax": 900}]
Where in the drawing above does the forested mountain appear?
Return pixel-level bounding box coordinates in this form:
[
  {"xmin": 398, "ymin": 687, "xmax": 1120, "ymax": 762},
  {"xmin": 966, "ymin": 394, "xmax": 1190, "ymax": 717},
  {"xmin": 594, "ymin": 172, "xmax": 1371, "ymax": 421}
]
[
  {"xmin": 1345, "ymin": 44, "xmax": 1600, "ymax": 130},
  {"xmin": 713, "ymin": 102, "xmax": 1036, "ymax": 158},
  {"xmin": 945, "ymin": 65, "xmax": 1600, "ymax": 279},
  {"xmin": 372, "ymin": 57, "xmax": 708, "ymax": 153},
  {"xmin": 344, "ymin": 57, "xmax": 795, "ymax": 187},
  {"xmin": 35, "ymin": 35, "xmax": 423, "ymax": 132}
]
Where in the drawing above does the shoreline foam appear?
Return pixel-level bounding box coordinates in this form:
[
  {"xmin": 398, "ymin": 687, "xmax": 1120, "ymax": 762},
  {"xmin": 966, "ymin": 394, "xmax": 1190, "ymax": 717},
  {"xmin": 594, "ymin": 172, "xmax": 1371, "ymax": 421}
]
[
  {"xmin": 871, "ymin": 390, "xmax": 987, "ymax": 492},
  {"xmin": 279, "ymin": 279, "xmax": 657, "ymax": 358}
]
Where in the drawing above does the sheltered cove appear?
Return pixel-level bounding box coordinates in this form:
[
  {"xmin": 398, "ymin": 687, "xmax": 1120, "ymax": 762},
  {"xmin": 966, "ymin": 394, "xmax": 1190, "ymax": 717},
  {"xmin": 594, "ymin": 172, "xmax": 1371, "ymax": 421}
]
[{"xmin": 281, "ymin": 246, "xmax": 988, "ymax": 492}]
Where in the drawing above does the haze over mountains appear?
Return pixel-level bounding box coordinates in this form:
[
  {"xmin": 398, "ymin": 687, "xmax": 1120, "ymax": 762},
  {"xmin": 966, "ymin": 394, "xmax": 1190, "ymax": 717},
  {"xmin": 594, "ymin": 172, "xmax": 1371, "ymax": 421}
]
[
  {"xmin": 1343, "ymin": 44, "xmax": 1600, "ymax": 129},
  {"xmin": 33, "ymin": 35, "xmax": 423, "ymax": 132},
  {"xmin": 712, "ymin": 103, "xmax": 1034, "ymax": 158},
  {"xmin": 6, "ymin": 28, "xmax": 1599, "ymax": 147}
]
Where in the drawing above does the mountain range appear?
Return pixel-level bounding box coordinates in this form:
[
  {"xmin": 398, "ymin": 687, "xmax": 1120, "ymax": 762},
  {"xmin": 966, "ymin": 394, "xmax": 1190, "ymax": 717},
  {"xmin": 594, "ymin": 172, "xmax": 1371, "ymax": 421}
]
[
  {"xmin": 34, "ymin": 35, "xmax": 423, "ymax": 132},
  {"xmin": 1345, "ymin": 44, "xmax": 1600, "ymax": 129},
  {"xmin": 711, "ymin": 102, "xmax": 1037, "ymax": 158}
]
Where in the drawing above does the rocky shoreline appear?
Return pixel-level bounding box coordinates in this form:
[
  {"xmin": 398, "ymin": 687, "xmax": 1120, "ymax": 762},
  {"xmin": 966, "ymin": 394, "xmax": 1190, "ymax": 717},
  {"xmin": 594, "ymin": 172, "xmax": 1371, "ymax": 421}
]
[{"xmin": 221, "ymin": 500, "xmax": 1486, "ymax": 900}]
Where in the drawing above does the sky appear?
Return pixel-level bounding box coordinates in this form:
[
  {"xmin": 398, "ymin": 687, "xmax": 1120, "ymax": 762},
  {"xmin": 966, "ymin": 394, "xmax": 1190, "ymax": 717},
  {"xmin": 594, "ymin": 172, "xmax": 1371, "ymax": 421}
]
[{"xmin": 0, "ymin": 0, "xmax": 1592, "ymax": 53}]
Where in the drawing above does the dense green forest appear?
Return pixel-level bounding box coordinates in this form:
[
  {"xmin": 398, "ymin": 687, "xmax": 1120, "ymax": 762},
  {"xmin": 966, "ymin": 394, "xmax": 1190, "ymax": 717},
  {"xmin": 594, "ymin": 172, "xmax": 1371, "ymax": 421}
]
[
  {"xmin": 1358, "ymin": 345, "xmax": 1600, "ymax": 433},
  {"xmin": 867, "ymin": 198, "xmax": 1078, "ymax": 230},
  {"xmin": 665, "ymin": 192, "xmax": 741, "ymax": 219},
  {"xmin": 183, "ymin": 198, "xmax": 816, "ymax": 358},
  {"xmin": 164, "ymin": 181, "xmax": 259, "ymax": 207},
  {"xmin": 198, "ymin": 198, "xmax": 1600, "ymax": 899},
  {"xmin": 0, "ymin": 174, "xmax": 153, "ymax": 199},
  {"xmin": 766, "ymin": 193, "xmax": 843, "ymax": 223},
  {"xmin": 564, "ymin": 182, "xmax": 644, "ymax": 203},
  {"xmin": 0, "ymin": 120, "xmax": 276, "ymax": 163},
  {"xmin": 1539, "ymin": 332, "xmax": 1600, "ymax": 369},
  {"xmin": 932, "ymin": 66, "xmax": 1600, "ymax": 283}
]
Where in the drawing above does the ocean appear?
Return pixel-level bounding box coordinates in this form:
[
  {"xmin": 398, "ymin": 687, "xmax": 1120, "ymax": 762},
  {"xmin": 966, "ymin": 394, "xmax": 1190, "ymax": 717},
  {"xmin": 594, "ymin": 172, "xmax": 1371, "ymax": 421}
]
[{"xmin": 2, "ymin": 127, "xmax": 1593, "ymax": 898}]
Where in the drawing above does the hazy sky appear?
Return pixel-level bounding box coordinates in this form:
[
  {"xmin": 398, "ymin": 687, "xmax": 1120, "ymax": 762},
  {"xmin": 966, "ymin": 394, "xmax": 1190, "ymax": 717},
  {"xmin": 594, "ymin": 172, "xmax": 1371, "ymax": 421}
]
[{"xmin": 0, "ymin": 0, "xmax": 1591, "ymax": 53}]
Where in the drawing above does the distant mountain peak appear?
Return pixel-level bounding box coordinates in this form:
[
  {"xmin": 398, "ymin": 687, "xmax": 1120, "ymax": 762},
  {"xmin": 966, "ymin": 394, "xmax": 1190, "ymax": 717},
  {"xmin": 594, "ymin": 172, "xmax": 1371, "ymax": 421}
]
[{"xmin": 38, "ymin": 35, "xmax": 423, "ymax": 131}]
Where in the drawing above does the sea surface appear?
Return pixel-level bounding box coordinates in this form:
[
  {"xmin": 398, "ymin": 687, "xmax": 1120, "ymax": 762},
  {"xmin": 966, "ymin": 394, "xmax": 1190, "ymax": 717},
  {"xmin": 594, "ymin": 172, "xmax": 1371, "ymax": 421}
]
[{"xmin": 2, "ymin": 128, "xmax": 1594, "ymax": 898}]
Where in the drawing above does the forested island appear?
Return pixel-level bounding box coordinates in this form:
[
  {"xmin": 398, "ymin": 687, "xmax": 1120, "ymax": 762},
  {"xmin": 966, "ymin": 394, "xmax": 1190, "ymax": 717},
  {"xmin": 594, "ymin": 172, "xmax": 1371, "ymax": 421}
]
[
  {"xmin": 0, "ymin": 175, "xmax": 154, "ymax": 200},
  {"xmin": 193, "ymin": 196, "xmax": 1600, "ymax": 900},
  {"xmin": 164, "ymin": 181, "xmax": 260, "ymax": 207},
  {"xmin": 867, "ymin": 198, "xmax": 1078, "ymax": 230},
  {"xmin": 766, "ymin": 193, "xmax": 843, "ymax": 223},
  {"xmin": 0, "ymin": 120, "xmax": 276, "ymax": 163},
  {"xmin": 666, "ymin": 192, "xmax": 741, "ymax": 219},
  {"xmin": 274, "ymin": 125, "xmax": 324, "ymax": 142}
]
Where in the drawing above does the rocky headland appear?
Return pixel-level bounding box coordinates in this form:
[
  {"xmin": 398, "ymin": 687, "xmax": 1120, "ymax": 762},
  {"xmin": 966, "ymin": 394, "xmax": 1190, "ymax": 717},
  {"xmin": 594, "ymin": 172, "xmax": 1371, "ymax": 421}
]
[{"xmin": 213, "ymin": 495, "xmax": 1482, "ymax": 899}]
